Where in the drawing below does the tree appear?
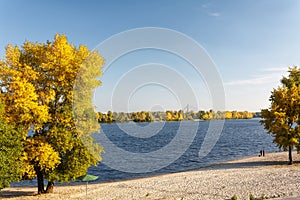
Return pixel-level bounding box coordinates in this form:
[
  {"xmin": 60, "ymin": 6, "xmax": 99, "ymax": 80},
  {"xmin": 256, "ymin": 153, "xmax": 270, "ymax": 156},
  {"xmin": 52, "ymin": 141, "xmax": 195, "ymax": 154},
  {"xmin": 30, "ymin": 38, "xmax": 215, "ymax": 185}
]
[
  {"xmin": 107, "ymin": 111, "xmax": 114, "ymax": 123},
  {"xmin": 178, "ymin": 110, "xmax": 184, "ymax": 121},
  {"xmin": 225, "ymin": 111, "xmax": 233, "ymax": 119},
  {"xmin": 145, "ymin": 112, "xmax": 154, "ymax": 122},
  {"xmin": 232, "ymin": 111, "xmax": 239, "ymax": 119},
  {"xmin": 261, "ymin": 67, "xmax": 300, "ymax": 165},
  {"xmin": 198, "ymin": 110, "xmax": 206, "ymax": 120},
  {"xmin": 166, "ymin": 111, "xmax": 173, "ymax": 121},
  {"xmin": 0, "ymin": 34, "xmax": 104, "ymax": 193},
  {"xmin": 139, "ymin": 111, "xmax": 147, "ymax": 122},
  {"xmin": 0, "ymin": 100, "xmax": 24, "ymax": 190}
]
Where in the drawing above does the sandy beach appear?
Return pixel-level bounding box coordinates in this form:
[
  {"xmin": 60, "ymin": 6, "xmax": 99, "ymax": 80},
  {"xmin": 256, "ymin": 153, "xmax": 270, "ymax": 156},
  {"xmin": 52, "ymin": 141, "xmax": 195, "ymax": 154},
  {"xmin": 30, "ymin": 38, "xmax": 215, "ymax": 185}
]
[{"xmin": 1, "ymin": 151, "xmax": 300, "ymax": 200}]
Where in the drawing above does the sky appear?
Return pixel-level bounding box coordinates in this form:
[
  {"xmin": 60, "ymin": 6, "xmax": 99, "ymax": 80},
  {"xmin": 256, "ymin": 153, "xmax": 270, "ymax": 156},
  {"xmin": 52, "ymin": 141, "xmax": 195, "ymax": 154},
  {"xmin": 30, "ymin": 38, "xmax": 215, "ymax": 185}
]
[{"xmin": 1, "ymin": 0, "xmax": 300, "ymax": 112}]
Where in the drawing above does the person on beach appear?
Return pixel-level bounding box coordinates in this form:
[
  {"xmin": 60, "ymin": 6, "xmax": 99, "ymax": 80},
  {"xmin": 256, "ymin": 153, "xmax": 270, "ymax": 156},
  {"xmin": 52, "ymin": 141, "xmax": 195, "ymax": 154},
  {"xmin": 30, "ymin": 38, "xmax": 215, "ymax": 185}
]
[
  {"xmin": 259, "ymin": 150, "xmax": 262, "ymax": 157},
  {"xmin": 259, "ymin": 149, "xmax": 265, "ymax": 157}
]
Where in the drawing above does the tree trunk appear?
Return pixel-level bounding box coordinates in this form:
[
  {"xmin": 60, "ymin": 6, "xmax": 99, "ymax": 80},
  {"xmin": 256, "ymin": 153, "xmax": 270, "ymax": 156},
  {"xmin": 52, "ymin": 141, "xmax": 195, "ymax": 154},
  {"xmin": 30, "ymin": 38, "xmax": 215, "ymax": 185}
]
[
  {"xmin": 288, "ymin": 145, "xmax": 293, "ymax": 165},
  {"xmin": 45, "ymin": 181, "xmax": 54, "ymax": 193},
  {"xmin": 36, "ymin": 168, "xmax": 45, "ymax": 194}
]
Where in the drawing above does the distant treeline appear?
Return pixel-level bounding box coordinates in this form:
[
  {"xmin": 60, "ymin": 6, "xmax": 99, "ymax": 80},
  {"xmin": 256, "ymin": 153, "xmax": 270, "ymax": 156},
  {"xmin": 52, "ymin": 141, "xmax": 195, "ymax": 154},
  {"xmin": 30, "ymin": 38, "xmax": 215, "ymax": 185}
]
[{"xmin": 97, "ymin": 110, "xmax": 260, "ymax": 123}]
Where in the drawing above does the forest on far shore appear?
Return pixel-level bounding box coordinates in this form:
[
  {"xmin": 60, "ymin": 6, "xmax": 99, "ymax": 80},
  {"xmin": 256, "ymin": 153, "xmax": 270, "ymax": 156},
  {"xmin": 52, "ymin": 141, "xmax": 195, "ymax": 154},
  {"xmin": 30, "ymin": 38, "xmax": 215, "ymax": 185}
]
[{"xmin": 97, "ymin": 110, "xmax": 261, "ymax": 123}]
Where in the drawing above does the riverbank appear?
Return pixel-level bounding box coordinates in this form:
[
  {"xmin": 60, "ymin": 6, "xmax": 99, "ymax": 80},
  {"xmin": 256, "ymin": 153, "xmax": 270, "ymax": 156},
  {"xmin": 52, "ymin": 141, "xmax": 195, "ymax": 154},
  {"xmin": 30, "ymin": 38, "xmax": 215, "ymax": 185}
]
[{"xmin": 1, "ymin": 151, "xmax": 300, "ymax": 200}]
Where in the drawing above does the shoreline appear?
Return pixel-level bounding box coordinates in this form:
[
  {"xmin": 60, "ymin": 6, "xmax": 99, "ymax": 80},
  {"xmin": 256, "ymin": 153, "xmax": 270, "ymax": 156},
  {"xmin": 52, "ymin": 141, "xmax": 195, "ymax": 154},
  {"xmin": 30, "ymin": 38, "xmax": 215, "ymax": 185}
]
[{"xmin": 1, "ymin": 151, "xmax": 300, "ymax": 200}]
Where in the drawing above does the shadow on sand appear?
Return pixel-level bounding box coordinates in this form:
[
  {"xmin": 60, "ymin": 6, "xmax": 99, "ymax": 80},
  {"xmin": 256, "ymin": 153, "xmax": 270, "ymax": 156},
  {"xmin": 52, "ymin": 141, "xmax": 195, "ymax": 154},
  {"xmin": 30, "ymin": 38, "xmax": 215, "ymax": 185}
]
[
  {"xmin": 206, "ymin": 160, "xmax": 300, "ymax": 171},
  {"xmin": 0, "ymin": 188, "xmax": 36, "ymax": 199}
]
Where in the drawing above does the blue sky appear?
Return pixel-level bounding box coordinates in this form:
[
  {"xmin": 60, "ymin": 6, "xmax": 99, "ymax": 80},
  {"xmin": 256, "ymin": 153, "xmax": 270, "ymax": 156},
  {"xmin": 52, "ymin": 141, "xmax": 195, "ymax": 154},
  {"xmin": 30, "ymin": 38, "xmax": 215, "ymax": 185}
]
[{"xmin": 1, "ymin": 0, "xmax": 300, "ymax": 112}]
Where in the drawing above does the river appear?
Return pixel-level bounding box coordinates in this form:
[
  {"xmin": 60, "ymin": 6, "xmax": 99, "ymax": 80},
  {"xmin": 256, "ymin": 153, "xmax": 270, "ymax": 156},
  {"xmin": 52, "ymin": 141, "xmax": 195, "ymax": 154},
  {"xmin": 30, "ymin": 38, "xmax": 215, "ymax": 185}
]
[{"xmin": 13, "ymin": 119, "xmax": 278, "ymax": 186}]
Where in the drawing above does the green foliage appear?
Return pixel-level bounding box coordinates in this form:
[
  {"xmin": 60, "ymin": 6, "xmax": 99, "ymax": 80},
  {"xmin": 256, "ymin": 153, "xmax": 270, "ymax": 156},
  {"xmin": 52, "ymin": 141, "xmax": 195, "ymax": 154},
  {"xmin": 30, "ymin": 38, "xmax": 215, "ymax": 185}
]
[
  {"xmin": 261, "ymin": 66, "xmax": 300, "ymax": 164},
  {"xmin": 113, "ymin": 112, "xmax": 130, "ymax": 122},
  {"xmin": 97, "ymin": 110, "xmax": 115, "ymax": 123},
  {"xmin": 0, "ymin": 100, "xmax": 23, "ymax": 190},
  {"xmin": 47, "ymin": 135, "xmax": 103, "ymax": 182}
]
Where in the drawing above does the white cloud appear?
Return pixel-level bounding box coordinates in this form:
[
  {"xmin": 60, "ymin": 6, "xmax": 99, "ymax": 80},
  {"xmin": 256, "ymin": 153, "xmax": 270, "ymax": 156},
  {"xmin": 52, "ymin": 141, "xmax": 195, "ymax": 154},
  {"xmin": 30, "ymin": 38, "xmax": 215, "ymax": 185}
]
[
  {"xmin": 224, "ymin": 66, "xmax": 290, "ymax": 86},
  {"xmin": 201, "ymin": 3, "xmax": 220, "ymax": 17},
  {"xmin": 209, "ymin": 12, "xmax": 221, "ymax": 17},
  {"xmin": 225, "ymin": 76, "xmax": 274, "ymax": 86},
  {"xmin": 259, "ymin": 67, "xmax": 288, "ymax": 72},
  {"xmin": 202, "ymin": 4, "xmax": 208, "ymax": 8},
  {"xmin": 224, "ymin": 71, "xmax": 287, "ymax": 86}
]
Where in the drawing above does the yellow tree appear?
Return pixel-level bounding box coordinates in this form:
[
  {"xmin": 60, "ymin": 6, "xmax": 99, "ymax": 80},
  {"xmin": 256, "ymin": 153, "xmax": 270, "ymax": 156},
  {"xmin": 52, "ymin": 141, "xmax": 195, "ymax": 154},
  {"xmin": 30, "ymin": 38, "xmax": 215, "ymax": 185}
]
[
  {"xmin": 261, "ymin": 67, "xmax": 300, "ymax": 165},
  {"xmin": 178, "ymin": 110, "xmax": 184, "ymax": 121},
  {"xmin": 166, "ymin": 111, "xmax": 173, "ymax": 121},
  {"xmin": 225, "ymin": 111, "xmax": 233, "ymax": 119},
  {"xmin": 0, "ymin": 34, "xmax": 104, "ymax": 193}
]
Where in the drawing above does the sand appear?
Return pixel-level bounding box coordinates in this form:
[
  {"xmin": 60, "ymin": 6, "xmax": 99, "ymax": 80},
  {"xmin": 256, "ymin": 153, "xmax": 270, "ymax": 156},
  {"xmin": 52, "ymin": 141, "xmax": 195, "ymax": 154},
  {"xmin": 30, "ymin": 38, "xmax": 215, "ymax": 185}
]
[{"xmin": 1, "ymin": 151, "xmax": 300, "ymax": 200}]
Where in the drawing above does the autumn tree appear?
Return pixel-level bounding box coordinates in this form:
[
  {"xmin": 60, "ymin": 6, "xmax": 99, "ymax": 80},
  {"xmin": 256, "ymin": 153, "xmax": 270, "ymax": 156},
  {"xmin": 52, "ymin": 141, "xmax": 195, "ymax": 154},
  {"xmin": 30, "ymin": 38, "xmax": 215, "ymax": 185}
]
[
  {"xmin": 138, "ymin": 111, "xmax": 147, "ymax": 122},
  {"xmin": 198, "ymin": 110, "xmax": 206, "ymax": 120},
  {"xmin": 145, "ymin": 112, "xmax": 153, "ymax": 121},
  {"xmin": 232, "ymin": 111, "xmax": 239, "ymax": 119},
  {"xmin": 97, "ymin": 110, "xmax": 254, "ymax": 123},
  {"xmin": 0, "ymin": 100, "xmax": 24, "ymax": 190},
  {"xmin": 261, "ymin": 67, "xmax": 300, "ymax": 165},
  {"xmin": 225, "ymin": 111, "xmax": 233, "ymax": 119},
  {"xmin": 0, "ymin": 34, "xmax": 104, "ymax": 193},
  {"xmin": 165, "ymin": 111, "xmax": 171, "ymax": 121}
]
